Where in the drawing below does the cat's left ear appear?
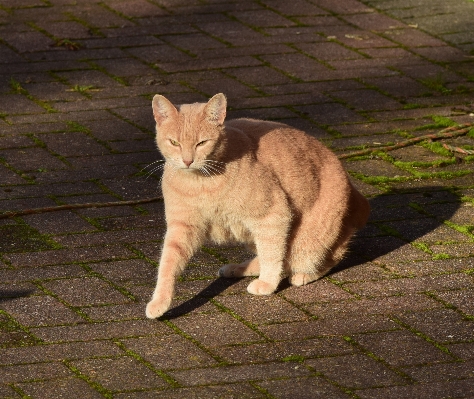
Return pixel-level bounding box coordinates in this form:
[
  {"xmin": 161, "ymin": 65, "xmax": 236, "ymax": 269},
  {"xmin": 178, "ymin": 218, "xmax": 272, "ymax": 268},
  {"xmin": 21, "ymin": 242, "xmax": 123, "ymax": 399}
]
[{"xmin": 204, "ymin": 93, "xmax": 227, "ymax": 126}]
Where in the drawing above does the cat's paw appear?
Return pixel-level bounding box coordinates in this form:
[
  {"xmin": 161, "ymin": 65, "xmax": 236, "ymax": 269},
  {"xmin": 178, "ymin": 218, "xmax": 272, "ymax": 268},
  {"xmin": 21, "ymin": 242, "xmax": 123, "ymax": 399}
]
[
  {"xmin": 219, "ymin": 259, "xmax": 260, "ymax": 278},
  {"xmin": 290, "ymin": 273, "xmax": 319, "ymax": 286},
  {"xmin": 145, "ymin": 297, "xmax": 171, "ymax": 319},
  {"xmin": 247, "ymin": 279, "xmax": 276, "ymax": 295}
]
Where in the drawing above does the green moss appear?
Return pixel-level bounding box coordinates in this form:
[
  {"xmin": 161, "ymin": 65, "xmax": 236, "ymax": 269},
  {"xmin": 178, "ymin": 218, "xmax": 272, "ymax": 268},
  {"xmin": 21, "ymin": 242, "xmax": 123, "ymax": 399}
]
[
  {"xmin": 281, "ymin": 354, "xmax": 305, "ymax": 363},
  {"xmin": 413, "ymin": 115, "xmax": 458, "ymax": 132},
  {"xmin": 411, "ymin": 242, "xmax": 432, "ymax": 254},
  {"xmin": 432, "ymin": 253, "xmax": 451, "ymax": 260},
  {"xmin": 9, "ymin": 77, "xmax": 27, "ymax": 94},
  {"xmin": 9, "ymin": 77, "xmax": 56, "ymax": 113},
  {"xmin": 65, "ymin": 361, "xmax": 114, "ymax": 399},
  {"xmin": 412, "ymin": 170, "xmax": 471, "ymax": 180},
  {"xmin": 431, "ymin": 115, "xmax": 457, "ymax": 127},
  {"xmin": 403, "ymin": 103, "xmax": 421, "ymax": 110},
  {"xmin": 376, "ymin": 224, "xmax": 403, "ymax": 239},
  {"xmin": 0, "ymin": 224, "xmax": 55, "ymax": 253},
  {"xmin": 421, "ymin": 141, "xmax": 454, "ymax": 157},
  {"xmin": 201, "ymin": 246, "xmax": 228, "ymax": 264},
  {"xmin": 66, "ymin": 121, "xmax": 90, "ymax": 133},
  {"xmin": 420, "ymin": 74, "xmax": 452, "ymax": 95},
  {"xmin": 444, "ymin": 221, "xmax": 474, "ymax": 238},
  {"xmin": 0, "ymin": 311, "xmax": 39, "ymax": 348},
  {"xmin": 349, "ymin": 172, "xmax": 409, "ymax": 185}
]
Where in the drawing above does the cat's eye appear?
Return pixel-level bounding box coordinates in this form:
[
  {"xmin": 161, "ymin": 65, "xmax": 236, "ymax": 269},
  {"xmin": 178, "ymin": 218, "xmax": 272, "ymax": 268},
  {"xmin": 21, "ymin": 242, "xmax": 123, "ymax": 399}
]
[
  {"xmin": 169, "ymin": 139, "xmax": 180, "ymax": 146},
  {"xmin": 197, "ymin": 140, "xmax": 208, "ymax": 147}
]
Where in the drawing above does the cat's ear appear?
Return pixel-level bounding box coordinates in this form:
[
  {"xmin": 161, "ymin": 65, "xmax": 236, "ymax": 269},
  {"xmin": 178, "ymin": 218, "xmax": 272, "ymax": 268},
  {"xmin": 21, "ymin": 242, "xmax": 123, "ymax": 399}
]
[
  {"xmin": 204, "ymin": 93, "xmax": 227, "ymax": 126},
  {"xmin": 152, "ymin": 95, "xmax": 178, "ymax": 126}
]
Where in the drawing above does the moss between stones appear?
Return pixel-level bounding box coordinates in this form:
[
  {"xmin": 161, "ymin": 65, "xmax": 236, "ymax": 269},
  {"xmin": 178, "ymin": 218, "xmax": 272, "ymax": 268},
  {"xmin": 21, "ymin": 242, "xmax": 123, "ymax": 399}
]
[{"xmin": 0, "ymin": 224, "xmax": 55, "ymax": 253}]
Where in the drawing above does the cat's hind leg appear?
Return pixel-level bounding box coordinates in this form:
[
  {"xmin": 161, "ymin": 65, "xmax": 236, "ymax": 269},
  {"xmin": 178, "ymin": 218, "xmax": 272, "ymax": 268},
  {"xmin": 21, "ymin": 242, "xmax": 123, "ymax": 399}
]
[
  {"xmin": 290, "ymin": 272, "xmax": 322, "ymax": 286},
  {"xmin": 218, "ymin": 257, "xmax": 260, "ymax": 278}
]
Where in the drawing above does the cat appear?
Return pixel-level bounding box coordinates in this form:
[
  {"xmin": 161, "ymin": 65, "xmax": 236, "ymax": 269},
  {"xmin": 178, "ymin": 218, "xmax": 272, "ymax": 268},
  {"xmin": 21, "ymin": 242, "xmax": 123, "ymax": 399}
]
[{"xmin": 146, "ymin": 93, "xmax": 370, "ymax": 319}]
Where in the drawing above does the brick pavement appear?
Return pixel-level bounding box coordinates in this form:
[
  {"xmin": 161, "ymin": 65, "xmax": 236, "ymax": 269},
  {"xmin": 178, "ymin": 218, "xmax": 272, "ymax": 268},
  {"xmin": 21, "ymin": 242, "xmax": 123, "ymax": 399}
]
[{"xmin": 0, "ymin": 0, "xmax": 473, "ymax": 398}]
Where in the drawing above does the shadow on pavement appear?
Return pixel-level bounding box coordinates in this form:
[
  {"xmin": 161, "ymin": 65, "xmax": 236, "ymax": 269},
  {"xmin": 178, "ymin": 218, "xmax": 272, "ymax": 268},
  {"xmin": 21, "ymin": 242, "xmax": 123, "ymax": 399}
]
[
  {"xmin": 330, "ymin": 185, "xmax": 461, "ymax": 274},
  {"xmin": 0, "ymin": 289, "xmax": 36, "ymax": 303}
]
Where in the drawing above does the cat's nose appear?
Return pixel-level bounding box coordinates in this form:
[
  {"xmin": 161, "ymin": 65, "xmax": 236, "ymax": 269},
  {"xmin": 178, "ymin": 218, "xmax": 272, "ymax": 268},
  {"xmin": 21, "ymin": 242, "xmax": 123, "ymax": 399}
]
[{"xmin": 183, "ymin": 159, "xmax": 193, "ymax": 167}]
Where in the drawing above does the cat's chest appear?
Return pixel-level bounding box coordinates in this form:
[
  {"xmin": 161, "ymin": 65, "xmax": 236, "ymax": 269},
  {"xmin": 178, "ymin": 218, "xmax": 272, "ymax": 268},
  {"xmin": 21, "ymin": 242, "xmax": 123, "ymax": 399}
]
[{"xmin": 205, "ymin": 205, "xmax": 253, "ymax": 245}]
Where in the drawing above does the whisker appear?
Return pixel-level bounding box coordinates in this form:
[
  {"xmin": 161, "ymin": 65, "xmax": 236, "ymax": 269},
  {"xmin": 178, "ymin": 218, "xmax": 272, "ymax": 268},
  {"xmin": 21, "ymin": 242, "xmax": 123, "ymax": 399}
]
[
  {"xmin": 203, "ymin": 160, "xmax": 226, "ymax": 167},
  {"xmin": 140, "ymin": 159, "xmax": 166, "ymax": 172},
  {"xmin": 200, "ymin": 166, "xmax": 212, "ymax": 178},
  {"xmin": 144, "ymin": 164, "xmax": 165, "ymax": 180},
  {"xmin": 204, "ymin": 163, "xmax": 225, "ymax": 174}
]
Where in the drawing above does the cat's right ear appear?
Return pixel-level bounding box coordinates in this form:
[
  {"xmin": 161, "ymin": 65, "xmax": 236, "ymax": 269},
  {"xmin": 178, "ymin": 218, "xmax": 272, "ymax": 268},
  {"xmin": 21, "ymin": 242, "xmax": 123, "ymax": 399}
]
[
  {"xmin": 152, "ymin": 95, "xmax": 178, "ymax": 127},
  {"xmin": 204, "ymin": 93, "xmax": 227, "ymax": 126}
]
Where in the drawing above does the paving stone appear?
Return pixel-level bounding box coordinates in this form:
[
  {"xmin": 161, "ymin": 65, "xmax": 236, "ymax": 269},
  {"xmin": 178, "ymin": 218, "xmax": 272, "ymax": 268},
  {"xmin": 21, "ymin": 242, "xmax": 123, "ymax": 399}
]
[
  {"xmin": 214, "ymin": 336, "xmax": 354, "ymax": 364},
  {"xmin": 106, "ymin": 0, "xmax": 167, "ymax": 18},
  {"xmin": 398, "ymin": 308, "xmax": 474, "ymax": 343},
  {"xmin": 71, "ymin": 356, "xmax": 168, "ymax": 391},
  {"xmin": 353, "ymin": 236, "xmax": 432, "ymax": 263},
  {"xmin": 403, "ymin": 359, "xmax": 474, "ymax": 382},
  {"xmin": 344, "ymin": 274, "xmax": 474, "ymax": 298},
  {"xmin": 23, "ymin": 210, "xmax": 98, "ymax": 234},
  {"xmin": 307, "ymin": 353, "xmax": 407, "ymax": 388},
  {"xmin": 114, "ymin": 383, "xmax": 267, "ymax": 399},
  {"xmin": 42, "ymin": 277, "xmax": 132, "ymax": 307},
  {"xmin": 259, "ymin": 315, "xmax": 398, "ymax": 340},
  {"xmin": 258, "ymin": 376, "xmax": 352, "ymax": 399},
  {"xmin": 0, "ymin": 340, "xmax": 122, "ymax": 365},
  {"xmin": 435, "ymin": 288, "xmax": 474, "ymax": 314},
  {"xmin": 88, "ymin": 259, "xmax": 157, "ymax": 286},
  {"xmin": 121, "ymin": 334, "xmax": 218, "ymax": 370},
  {"xmin": 0, "ymin": 362, "xmax": 72, "ymax": 383},
  {"xmin": 4, "ymin": 245, "xmax": 135, "ymax": 267},
  {"xmin": 357, "ymin": 379, "xmax": 474, "ymax": 399},
  {"xmin": 295, "ymin": 103, "xmax": 368, "ymax": 124},
  {"xmin": 169, "ymin": 362, "xmax": 311, "ymax": 386},
  {"xmin": 31, "ymin": 319, "xmax": 172, "ymax": 343},
  {"xmin": 1, "ymin": 0, "xmax": 474, "ymax": 393},
  {"xmin": 0, "ymin": 264, "xmax": 88, "ymax": 283},
  {"xmin": 308, "ymin": 293, "xmax": 442, "ymax": 317},
  {"xmin": 280, "ymin": 279, "xmax": 354, "ymax": 303},
  {"xmin": 387, "ymin": 257, "xmax": 474, "ymax": 277},
  {"xmin": 0, "ymin": 147, "xmax": 68, "ymax": 172},
  {"xmin": 331, "ymin": 89, "xmax": 402, "ymax": 111},
  {"xmin": 446, "ymin": 342, "xmax": 474, "ymax": 360},
  {"xmin": 0, "ymin": 385, "xmax": 20, "ymax": 398},
  {"xmin": 352, "ymin": 330, "xmax": 454, "ymax": 366},
  {"xmin": 345, "ymin": 159, "xmax": 411, "ymax": 178},
  {"xmin": 216, "ymin": 294, "xmax": 310, "ymax": 325},
  {"xmin": 18, "ymin": 377, "xmax": 105, "ymax": 399},
  {"xmin": 0, "ymin": 294, "xmax": 83, "ymax": 327},
  {"xmin": 172, "ymin": 312, "xmax": 265, "ymax": 347}
]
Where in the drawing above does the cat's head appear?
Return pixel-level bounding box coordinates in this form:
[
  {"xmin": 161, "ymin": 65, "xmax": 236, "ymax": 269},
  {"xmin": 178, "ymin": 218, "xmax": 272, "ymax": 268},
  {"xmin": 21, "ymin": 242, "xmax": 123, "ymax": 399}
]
[{"xmin": 152, "ymin": 93, "xmax": 227, "ymax": 172}]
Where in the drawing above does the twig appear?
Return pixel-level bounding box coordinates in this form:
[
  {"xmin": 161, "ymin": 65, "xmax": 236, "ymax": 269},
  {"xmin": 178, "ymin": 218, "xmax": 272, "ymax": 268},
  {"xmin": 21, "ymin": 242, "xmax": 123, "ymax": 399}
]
[
  {"xmin": 0, "ymin": 196, "xmax": 163, "ymax": 220},
  {"xmin": 337, "ymin": 124, "xmax": 472, "ymax": 159},
  {"xmin": 0, "ymin": 123, "xmax": 472, "ymax": 220},
  {"xmin": 442, "ymin": 143, "xmax": 474, "ymax": 155}
]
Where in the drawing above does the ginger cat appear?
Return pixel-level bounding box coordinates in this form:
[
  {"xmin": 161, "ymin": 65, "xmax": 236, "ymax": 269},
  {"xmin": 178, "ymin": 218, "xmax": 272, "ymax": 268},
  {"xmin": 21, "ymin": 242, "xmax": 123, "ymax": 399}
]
[{"xmin": 146, "ymin": 93, "xmax": 370, "ymax": 319}]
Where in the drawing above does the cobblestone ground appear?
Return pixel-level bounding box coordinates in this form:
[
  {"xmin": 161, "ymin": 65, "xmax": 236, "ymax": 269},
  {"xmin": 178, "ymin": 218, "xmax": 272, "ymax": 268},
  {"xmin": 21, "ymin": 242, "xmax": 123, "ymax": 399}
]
[{"xmin": 1, "ymin": 0, "xmax": 474, "ymax": 398}]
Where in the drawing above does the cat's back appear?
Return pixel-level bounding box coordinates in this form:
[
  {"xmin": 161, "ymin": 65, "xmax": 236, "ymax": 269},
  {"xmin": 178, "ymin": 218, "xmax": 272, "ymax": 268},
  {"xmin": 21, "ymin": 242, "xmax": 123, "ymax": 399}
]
[
  {"xmin": 225, "ymin": 117, "xmax": 351, "ymax": 211},
  {"xmin": 225, "ymin": 117, "xmax": 338, "ymax": 172}
]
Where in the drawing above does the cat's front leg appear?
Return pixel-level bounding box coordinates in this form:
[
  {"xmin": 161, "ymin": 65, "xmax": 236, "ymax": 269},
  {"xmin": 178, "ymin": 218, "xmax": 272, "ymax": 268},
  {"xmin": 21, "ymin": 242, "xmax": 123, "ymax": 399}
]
[
  {"xmin": 146, "ymin": 223, "xmax": 202, "ymax": 319},
  {"xmin": 246, "ymin": 214, "xmax": 290, "ymax": 296}
]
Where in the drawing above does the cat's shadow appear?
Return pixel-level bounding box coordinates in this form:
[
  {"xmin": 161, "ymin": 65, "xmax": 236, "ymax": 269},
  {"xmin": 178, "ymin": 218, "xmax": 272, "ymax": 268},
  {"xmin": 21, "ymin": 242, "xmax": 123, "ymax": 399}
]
[
  {"xmin": 160, "ymin": 185, "xmax": 461, "ymax": 320},
  {"xmin": 0, "ymin": 289, "xmax": 35, "ymax": 303},
  {"xmin": 328, "ymin": 185, "xmax": 461, "ymax": 275}
]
